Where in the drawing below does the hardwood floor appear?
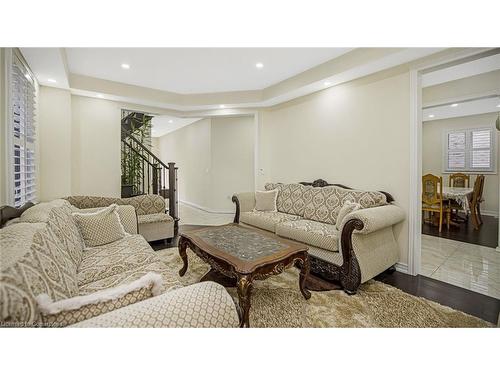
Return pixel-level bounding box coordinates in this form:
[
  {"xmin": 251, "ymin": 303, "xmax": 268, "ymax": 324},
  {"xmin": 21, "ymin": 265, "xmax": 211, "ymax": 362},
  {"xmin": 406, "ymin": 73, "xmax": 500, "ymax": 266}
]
[
  {"xmin": 422, "ymin": 214, "xmax": 498, "ymax": 248},
  {"xmin": 152, "ymin": 224, "xmax": 500, "ymax": 325}
]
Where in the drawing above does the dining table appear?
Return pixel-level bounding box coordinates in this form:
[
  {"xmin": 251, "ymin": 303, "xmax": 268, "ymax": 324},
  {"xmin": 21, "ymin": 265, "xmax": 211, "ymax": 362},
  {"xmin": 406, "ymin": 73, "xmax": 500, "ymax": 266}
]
[{"xmin": 442, "ymin": 186, "xmax": 474, "ymax": 213}]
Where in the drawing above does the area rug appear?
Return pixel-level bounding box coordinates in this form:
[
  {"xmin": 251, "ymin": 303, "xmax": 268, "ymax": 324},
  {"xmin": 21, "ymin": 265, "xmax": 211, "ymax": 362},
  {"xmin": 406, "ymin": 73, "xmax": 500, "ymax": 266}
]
[{"xmin": 156, "ymin": 247, "xmax": 492, "ymax": 328}]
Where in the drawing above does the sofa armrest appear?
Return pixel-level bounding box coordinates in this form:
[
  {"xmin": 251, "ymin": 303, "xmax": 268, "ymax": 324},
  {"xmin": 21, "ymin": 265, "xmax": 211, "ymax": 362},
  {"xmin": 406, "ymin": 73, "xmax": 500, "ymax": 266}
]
[
  {"xmin": 340, "ymin": 204, "xmax": 405, "ymax": 235},
  {"xmin": 69, "ymin": 282, "xmax": 240, "ymax": 328},
  {"xmin": 232, "ymin": 192, "xmax": 256, "ymax": 223}
]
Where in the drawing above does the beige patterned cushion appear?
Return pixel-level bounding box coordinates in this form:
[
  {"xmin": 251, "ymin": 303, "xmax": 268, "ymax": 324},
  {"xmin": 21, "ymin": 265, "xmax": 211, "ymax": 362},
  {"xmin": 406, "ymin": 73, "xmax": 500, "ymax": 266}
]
[
  {"xmin": 240, "ymin": 211, "xmax": 302, "ymax": 232},
  {"xmin": 303, "ymin": 186, "xmax": 387, "ymax": 225},
  {"xmin": 72, "ymin": 205, "xmax": 126, "ymax": 248},
  {"xmin": 255, "ymin": 190, "xmax": 278, "ymax": 211},
  {"xmin": 265, "ymin": 183, "xmax": 311, "ymax": 216},
  {"xmin": 73, "ymin": 205, "xmax": 138, "ymax": 235},
  {"xmin": 47, "ymin": 206, "xmax": 84, "ymax": 268},
  {"xmin": 19, "ymin": 199, "xmax": 70, "ymax": 223},
  {"xmin": 336, "ymin": 201, "xmax": 362, "ymax": 230},
  {"xmin": 138, "ymin": 213, "xmax": 174, "ymax": 224},
  {"xmin": 0, "ymin": 224, "xmax": 79, "ymax": 325},
  {"xmin": 71, "ymin": 282, "xmax": 239, "ymax": 328},
  {"xmin": 77, "ymin": 234, "xmax": 170, "ymax": 287},
  {"xmin": 36, "ymin": 272, "xmax": 162, "ymax": 326},
  {"xmin": 276, "ymin": 219, "xmax": 339, "ymax": 252}
]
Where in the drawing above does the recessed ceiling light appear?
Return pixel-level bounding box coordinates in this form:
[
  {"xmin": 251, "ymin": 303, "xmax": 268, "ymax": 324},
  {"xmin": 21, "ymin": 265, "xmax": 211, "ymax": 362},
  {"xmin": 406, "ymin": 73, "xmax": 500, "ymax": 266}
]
[
  {"xmin": 47, "ymin": 78, "xmax": 57, "ymax": 83},
  {"xmin": 255, "ymin": 62, "xmax": 264, "ymax": 69},
  {"xmin": 324, "ymin": 81, "xmax": 331, "ymax": 86},
  {"xmin": 96, "ymin": 94, "xmax": 104, "ymax": 98},
  {"xmin": 450, "ymin": 103, "xmax": 458, "ymax": 107},
  {"xmin": 428, "ymin": 114, "xmax": 435, "ymax": 118},
  {"xmin": 496, "ymin": 104, "xmax": 500, "ymax": 108},
  {"xmin": 219, "ymin": 104, "xmax": 225, "ymax": 108},
  {"xmin": 168, "ymin": 120, "xmax": 173, "ymax": 124},
  {"xmin": 121, "ymin": 63, "xmax": 130, "ymax": 69}
]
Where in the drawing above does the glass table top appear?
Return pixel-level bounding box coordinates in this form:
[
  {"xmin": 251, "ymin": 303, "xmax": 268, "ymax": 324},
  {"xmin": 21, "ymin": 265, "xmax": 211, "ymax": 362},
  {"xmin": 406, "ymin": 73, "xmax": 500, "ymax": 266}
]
[{"xmin": 192, "ymin": 225, "xmax": 293, "ymax": 261}]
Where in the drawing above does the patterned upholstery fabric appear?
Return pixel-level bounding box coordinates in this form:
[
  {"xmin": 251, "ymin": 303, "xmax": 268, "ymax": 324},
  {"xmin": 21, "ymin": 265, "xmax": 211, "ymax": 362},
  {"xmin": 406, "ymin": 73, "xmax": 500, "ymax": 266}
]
[
  {"xmin": 47, "ymin": 206, "xmax": 84, "ymax": 268},
  {"xmin": 265, "ymin": 183, "xmax": 311, "ymax": 216},
  {"xmin": 72, "ymin": 205, "xmax": 126, "ymax": 248},
  {"xmin": 77, "ymin": 234, "xmax": 180, "ymax": 292},
  {"xmin": 303, "ymin": 186, "xmax": 387, "ymax": 225},
  {"xmin": 308, "ymin": 245, "xmax": 343, "ymax": 265},
  {"xmin": 41, "ymin": 287, "xmax": 152, "ymax": 326},
  {"xmin": 276, "ymin": 219, "xmax": 339, "ymax": 252},
  {"xmin": 339, "ymin": 204, "xmax": 405, "ymax": 234},
  {"xmin": 74, "ymin": 205, "xmax": 138, "ymax": 235},
  {"xmin": 71, "ymin": 282, "xmax": 240, "ymax": 328},
  {"xmin": 138, "ymin": 213, "xmax": 174, "ymax": 224},
  {"xmin": 0, "ymin": 224, "xmax": 79, "ymax": 325},
  {"xmin": 233, "ymin": 192, "xmax": 256, "ymax": 212},
  {"xmin": 240, "ymin": 211, "xmax": 302, "ymax": 232},
  {"xmin": 37, "ymin": 274, "xmax": 161, "ymax": 326},
  {"xmin": 254, "ymin": 190, "xmax": 278, "ymax": 211},
  {"xmin": 19, "ymin": 199, "xmax": 71, "ymax": 223},
  {"xmin": 65, "ymin": 194, "xmax": 165, "ymax": 215},
  {"xmin": 0, "ymin": 222, "xmax": 46, "ymax": 269}
]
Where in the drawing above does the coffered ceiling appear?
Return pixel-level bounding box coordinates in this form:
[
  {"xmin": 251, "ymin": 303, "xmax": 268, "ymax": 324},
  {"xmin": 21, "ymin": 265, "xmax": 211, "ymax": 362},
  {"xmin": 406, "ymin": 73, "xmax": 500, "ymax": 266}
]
[{"xmin": 64, "ymin": 48, "xmax": 352, "ymax": 94}]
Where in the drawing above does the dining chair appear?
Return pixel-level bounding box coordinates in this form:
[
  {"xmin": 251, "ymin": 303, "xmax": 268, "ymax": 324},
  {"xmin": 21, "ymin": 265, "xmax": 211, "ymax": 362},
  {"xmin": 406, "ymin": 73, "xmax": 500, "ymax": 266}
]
[
  {"xmin": 470, "ymin": 175, "xmax": 485, "ymax": 229},
  {"xmin": 449, "ymin": 173, "xmax": 470, "ymax": 188},
  {"xmin": 422, "ymin": 174, "xmax": 450, "ymax": 232}
]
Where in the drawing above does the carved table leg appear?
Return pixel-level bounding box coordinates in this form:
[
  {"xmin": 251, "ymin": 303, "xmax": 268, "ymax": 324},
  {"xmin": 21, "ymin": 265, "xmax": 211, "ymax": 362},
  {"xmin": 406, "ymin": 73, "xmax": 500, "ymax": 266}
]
[
  {"xmin": 298, "ymin": 254, "xmax": 312, "ymax": 300},
  {"xmin": 178, "ymin": 237, "xmax": 189, "ymax": 277},
  {"xmin": 237, "ymin": 274, "xmax": 253, "ymax": 328}
]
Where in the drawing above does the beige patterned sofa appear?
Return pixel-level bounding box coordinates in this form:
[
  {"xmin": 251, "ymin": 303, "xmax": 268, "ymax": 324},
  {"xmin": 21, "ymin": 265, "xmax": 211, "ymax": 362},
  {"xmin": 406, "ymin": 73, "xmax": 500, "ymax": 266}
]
[
  {"xmin": 0, "ymin": 199, "xmax": 239, "ymax": 327},
  {"xmin": 65, "ymin": 195, "xmax": 175, "ymax": 242},
  {"xmin": 232, "ymin": 182, "xmax": 405, "ymax": 294}
]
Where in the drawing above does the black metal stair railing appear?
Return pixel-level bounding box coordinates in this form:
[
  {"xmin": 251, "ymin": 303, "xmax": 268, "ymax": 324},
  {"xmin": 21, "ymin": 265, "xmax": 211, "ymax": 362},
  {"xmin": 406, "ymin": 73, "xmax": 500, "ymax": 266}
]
[{"xmin": 121, "ymin": 131, "xmax": 178, "ymax": 222}]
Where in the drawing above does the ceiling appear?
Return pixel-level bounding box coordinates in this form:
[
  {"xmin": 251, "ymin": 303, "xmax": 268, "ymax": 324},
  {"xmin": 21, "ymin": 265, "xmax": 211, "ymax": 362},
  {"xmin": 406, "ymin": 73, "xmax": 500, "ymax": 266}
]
[
  {"xmin": 65, "ymin": 48, "xmax": 352, "ymax": 94},
  {"xmin": 423, "ymin": 96, "xmax": 500, "ymax": 122},
  {"xmin": 151, "ymin": 115, "xmax": 201, "ymax": 137}
]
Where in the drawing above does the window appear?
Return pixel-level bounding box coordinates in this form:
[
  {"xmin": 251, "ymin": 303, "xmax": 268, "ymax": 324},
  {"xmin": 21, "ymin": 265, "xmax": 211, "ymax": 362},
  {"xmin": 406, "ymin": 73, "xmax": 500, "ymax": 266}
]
[
  {"xmin": 9, "ymin": 51, "xmax": 37, "ymax": 207},
  {"xmin": 444, "ymin": 127, "xmax": 496, "ymax": 173}
]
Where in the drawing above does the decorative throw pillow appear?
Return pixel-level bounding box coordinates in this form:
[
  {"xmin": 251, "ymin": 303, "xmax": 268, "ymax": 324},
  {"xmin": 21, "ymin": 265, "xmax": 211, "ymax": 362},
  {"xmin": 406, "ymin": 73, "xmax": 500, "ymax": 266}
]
[
  {"xmin": 72, "ymin": 204, "xmax": 127, "ymax": 248},
  {"xmin": 36, "ymin": 272, "xmax": 163, "ymax": 326},
  {"xmin": 254, "ymin": 190, "xmax": 278, "ymax": 212},
  {"xmin": 336, "ymin": 200, "xmax": 362, "ymax": 230}
]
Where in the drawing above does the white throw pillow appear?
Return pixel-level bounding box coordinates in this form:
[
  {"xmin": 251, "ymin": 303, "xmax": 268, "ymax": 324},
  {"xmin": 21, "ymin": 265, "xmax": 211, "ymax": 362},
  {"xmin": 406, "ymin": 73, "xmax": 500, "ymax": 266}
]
[
  {"xmin": 254, "ymin": 190, "xmax": 278, "ymax": 212},
  {"xmin": 72, "ymin": 204, "xmax": 127, "ymax": 248},
  {"xmin": 336, "ymin": 200, "xmax": 362, "ymax": 230}
]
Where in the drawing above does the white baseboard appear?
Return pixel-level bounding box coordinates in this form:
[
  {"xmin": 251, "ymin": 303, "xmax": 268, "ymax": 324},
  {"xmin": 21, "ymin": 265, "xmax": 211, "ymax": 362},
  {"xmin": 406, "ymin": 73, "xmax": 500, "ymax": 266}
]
[
  {"xmin": 180, "ymin": 200, "xmax": 234, "ymax": 215},
  {"xmin": 481, "ymin": 210, "xmax": 498, "ymax": 217},
  {"xmin": 395, "ymin": 262, "xmax": 409, "ymax": 274}
]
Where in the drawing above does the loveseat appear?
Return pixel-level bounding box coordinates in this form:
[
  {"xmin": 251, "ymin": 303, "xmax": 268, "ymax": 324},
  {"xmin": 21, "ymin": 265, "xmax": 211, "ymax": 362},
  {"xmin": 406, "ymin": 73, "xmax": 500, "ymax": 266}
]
[
  {"xmin": 0, "ymin": 199, "xmax": 239, "ymax": 327},
  {"xmin": 65, "ymin": 194, "xmax": 175, "ymax": 242},
  {"xmin": 232, "ymin": 181, "xmax": 405, "ymax": 294}
]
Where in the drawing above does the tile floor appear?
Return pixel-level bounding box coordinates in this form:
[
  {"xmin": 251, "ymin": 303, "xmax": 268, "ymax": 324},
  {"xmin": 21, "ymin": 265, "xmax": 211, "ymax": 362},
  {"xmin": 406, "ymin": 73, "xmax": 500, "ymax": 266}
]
[
  {"xmin": 177, "ymin": 203, "xmax": 500, "ymax": 300},
  {"xmin": 421, "ymin": 234, "xmax": 500, "ymax": 299}
]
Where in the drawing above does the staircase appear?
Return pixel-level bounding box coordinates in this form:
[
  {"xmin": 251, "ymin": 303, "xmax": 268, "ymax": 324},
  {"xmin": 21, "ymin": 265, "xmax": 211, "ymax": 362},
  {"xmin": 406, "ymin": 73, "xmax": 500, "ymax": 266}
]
[{"xmin": 121, "ymin": 111, "xmax": 178, "ymax": 223}]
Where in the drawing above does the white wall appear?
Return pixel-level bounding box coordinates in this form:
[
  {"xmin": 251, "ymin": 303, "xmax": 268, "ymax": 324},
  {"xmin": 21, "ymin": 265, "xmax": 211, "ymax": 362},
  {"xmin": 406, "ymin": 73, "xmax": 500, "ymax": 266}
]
[
  {"xmin": 38, "ymin": 86, "xmax": 72, "ymax": 200},
  {"xmin": 0, "ymin": 48, "xmax": 6, "ymax": 205},
  {"xmin": 210, "ymin": 116, "xmax": 255, "ymax": 210},
  {"xmin": 71, "ymin": 96, "xmax": 122, "ymax": 197},
  {"xmin": 423, "ymin": 113, "xmax": 499, "ymax": 215},
  {"xmin": 156, "ymin": 116, "xmax": 255, "ymax": 212},
  {"xmin": 157, "ymin": 118, "xmax": 212, "ymax": 208},
  {"xmin": 257, "ymin": 71, "xmax": 411, "ymax": 264}
]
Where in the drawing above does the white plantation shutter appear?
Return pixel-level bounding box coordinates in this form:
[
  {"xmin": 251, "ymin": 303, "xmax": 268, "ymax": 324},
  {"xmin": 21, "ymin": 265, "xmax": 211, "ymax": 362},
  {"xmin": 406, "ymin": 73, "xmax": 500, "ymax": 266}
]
[
  {"xmin": 444, "ymin": 128, "xmax": 495, "ymax": 173},
  {"xmin": 10, "ymin": 52, "xmax": 37, "ymax": 207}
]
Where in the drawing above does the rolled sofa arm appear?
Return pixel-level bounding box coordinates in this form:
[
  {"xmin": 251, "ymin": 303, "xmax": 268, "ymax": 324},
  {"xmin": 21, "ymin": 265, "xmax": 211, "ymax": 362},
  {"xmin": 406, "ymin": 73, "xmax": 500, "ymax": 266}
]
[
  {"xmin": 340, "ymin": 204, "xmax": 405, "ymax": 235},
  {"xmin": 232, "ymin": 192, "xmax": 256, "ymax": 223},
  {"xmin": 70, "ymin": 282, "xmax": 240, "ymax": 328}
]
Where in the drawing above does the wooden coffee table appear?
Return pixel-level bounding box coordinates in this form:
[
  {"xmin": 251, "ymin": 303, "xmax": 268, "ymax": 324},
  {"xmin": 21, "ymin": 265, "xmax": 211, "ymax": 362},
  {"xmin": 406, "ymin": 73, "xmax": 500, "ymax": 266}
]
[{"xmin": 178, "ymin": 224, "xmax": 311, "ymax": 327}]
